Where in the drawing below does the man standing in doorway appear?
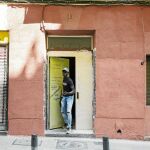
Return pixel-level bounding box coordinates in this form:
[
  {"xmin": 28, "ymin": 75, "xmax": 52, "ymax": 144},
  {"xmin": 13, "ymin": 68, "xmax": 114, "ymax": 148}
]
[{"xmin": 61, "ymin": 67, "xmax": 75, "ymax": 134}]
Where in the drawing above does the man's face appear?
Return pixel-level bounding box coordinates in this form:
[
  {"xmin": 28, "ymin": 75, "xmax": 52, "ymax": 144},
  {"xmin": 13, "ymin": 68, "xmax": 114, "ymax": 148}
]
[{"xmin": 62, "ymin": 70, "xmax": 68, "ymax": 77}]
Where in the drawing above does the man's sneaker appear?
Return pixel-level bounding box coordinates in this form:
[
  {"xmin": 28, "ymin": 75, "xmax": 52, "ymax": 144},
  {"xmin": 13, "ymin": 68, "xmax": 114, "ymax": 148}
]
[
  {"xmin": 62, "ymin": 123, "xmax": 67, "ymax": 129},
  {"xmin": 66, "ymin": 128, "xmax": 72, "ymax": 134}
]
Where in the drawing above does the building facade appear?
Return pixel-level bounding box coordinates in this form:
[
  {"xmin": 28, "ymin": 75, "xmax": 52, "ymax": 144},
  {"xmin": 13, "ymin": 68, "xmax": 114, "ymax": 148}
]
[{"xmin": 0, "ymin": 1, "xmax": 150, "ymax": 139}]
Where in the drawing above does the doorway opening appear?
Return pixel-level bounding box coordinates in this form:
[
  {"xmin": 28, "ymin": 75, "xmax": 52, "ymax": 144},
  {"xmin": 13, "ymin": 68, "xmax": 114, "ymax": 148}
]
[
  {"xmin": 46, "ymin": 34, "xmax": 94, "ymax": 135},
  {"xmin": 48, "ymin": 56, "xmax": 76, "ymax": 130}
]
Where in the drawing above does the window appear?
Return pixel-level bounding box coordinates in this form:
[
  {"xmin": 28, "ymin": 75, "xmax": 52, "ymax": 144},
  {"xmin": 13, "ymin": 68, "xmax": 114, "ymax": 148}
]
[
  {"xmin": 47, "ymin": 36, "xmax": 93, "ymax": 51},
  {"xmin": 146, "ymin": 55, "xmax": 150, "ymax": 105}
]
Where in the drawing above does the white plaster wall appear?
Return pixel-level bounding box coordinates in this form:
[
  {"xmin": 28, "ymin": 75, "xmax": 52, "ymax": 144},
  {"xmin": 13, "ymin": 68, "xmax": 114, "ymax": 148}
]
[{"xmin": 0, "ymin": 4, "xmax": 8, "ymax": 30}]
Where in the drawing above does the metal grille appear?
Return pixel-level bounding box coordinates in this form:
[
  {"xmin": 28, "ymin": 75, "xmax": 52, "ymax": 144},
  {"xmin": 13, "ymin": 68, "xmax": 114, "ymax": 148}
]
[{"xmin": 0, "ymin": 46, "xmax": 8, "ymax": 130}]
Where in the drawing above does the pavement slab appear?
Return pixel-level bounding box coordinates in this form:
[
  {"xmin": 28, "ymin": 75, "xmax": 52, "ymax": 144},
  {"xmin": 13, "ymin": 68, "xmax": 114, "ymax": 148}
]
[{"xmin": 0, "ymin": 135, "xmax": 150, "ymax": 150}]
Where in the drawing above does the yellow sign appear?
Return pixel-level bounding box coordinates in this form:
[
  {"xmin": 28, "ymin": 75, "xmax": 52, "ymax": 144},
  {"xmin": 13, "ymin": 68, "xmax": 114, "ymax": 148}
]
[
  {"xmin": 49, "ymin": 57, "xmax": 69, "ymax": 129},
  {"xmin": 0, "ymin": 31, "xmax": 9, "ymax": 43}
]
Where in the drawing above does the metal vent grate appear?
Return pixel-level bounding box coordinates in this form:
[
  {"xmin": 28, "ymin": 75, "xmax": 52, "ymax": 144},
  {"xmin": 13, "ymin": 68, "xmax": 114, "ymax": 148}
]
[{"xmin": 0, "ymin": 46, "xmax": 8, "ymax": 131}]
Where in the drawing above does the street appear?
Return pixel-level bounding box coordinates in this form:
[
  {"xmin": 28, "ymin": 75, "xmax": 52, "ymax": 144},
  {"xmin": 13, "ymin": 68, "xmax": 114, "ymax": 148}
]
[{"xmin": 0, "ymin": 135, "xmax": 150, "ymax": 150}]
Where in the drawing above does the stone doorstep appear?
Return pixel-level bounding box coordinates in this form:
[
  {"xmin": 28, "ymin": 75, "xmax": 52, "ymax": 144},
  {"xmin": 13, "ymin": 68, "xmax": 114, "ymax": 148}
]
[{"xmin": 45, "ymin": 129, "xmax": 95, "ymax": 138}]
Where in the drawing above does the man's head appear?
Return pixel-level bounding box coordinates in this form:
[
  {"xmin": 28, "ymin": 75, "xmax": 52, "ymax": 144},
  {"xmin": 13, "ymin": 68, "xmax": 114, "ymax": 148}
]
[{"xmin": 62, "ymin": 67, "xmax": 69, "ymax": 77}]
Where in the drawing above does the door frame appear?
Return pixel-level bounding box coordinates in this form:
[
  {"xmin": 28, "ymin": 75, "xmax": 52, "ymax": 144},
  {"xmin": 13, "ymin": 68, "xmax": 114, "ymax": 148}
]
[
  {"xmin": 45, "ymin": 35, "xmax": 95, "ymax": 132},
  {"xmin": 46, "ymin": 51, "xmax": 95, "ymax": 131}
]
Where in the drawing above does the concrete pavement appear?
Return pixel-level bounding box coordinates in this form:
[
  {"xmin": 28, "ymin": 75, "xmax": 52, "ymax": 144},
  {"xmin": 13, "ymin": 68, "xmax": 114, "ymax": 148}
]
[{"xmin": 0, "ymin": 135, "xmax": 150, "ymax": 150}]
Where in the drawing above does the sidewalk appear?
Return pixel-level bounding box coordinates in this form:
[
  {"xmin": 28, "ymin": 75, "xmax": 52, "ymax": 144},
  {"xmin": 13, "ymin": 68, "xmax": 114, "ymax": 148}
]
[{"xmin": 0, "ymin": 135, "xmax": 150, "ymax": 150}]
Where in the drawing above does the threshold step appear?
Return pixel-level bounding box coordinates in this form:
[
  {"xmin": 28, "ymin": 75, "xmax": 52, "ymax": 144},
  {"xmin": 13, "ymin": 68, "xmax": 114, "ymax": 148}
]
[{"xmin": 45, "ymin": 129, "xmax": 95, "ymax": 138}]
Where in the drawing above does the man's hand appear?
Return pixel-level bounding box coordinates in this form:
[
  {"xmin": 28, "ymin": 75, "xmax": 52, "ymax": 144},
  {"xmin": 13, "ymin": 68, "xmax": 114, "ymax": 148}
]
[{"xmin": 63, "ymin": 91, "xmax": 69, "ymax": 96}]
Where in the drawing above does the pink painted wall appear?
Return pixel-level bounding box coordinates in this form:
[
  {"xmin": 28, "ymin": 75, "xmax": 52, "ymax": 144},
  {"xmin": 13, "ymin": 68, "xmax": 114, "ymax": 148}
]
[
  {"xmin": 7, "ymin": 4, "xmax": 150, "ymax": 139},
  {"xmin": 8, "ymin": 25, "xmax": 45, "ymax": 135}
]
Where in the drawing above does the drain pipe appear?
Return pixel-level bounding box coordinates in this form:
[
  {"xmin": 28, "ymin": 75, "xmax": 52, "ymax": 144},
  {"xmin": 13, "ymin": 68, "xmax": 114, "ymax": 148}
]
[
  {"xmin": 103, "ymin": 136, "xmax": 109, "ymax": 150},
  {"xmin": 31, "ymin": 134, "xmax": 38, "ymax": 150}
]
